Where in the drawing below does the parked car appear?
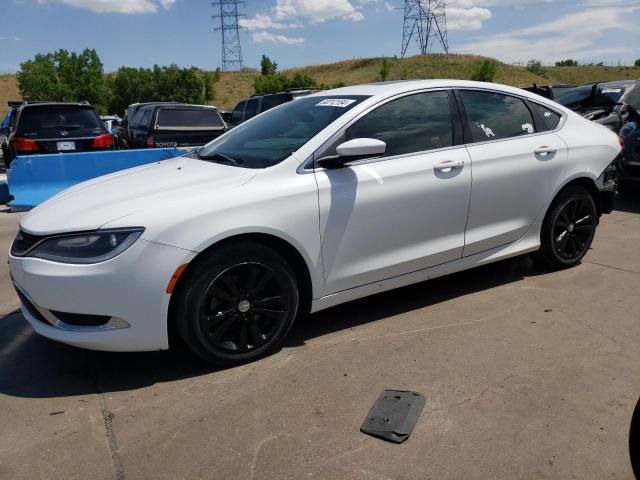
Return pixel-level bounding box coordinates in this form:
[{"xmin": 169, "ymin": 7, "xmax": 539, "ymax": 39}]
[
  {"xmin": 229, "ymin": 89, "xmax": 318, "ymax": 126},
  {"xmin": 617, "ymin": 121, "xmax": 640, "ymax": 199},
  {"xmin": 553, "ymin": 80, "xmax": 640, "ymax": 132},
  {"xmin": 100, "ymin": 114, "xmax": 122, "ymax": 132},
  {"xmin": 522, "ymin": 83, "xmax": 577, "ymax": 101},
  {"xmin": 127, "ymin": 103, "xmax": 227, "ymax": 149},
  {"xmin": 3, "ymin": 102, "xmax": 113, "ymax": 167},
  {"xmin": 1, "ymin": 101, "xmax": 23, "ymax": 164},
  {"xmin": 9, "ymin": 80, "xmax": 618, "ymax": 365}
]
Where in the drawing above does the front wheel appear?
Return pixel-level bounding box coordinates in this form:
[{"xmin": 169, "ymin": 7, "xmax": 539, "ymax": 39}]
[
  {"xmin": 174, "ymin": 243, "xmax": 299, "ymax": 365},
  {"xmin": 535, "ymin": 186, "xmax": 598, "ymax": 270}
]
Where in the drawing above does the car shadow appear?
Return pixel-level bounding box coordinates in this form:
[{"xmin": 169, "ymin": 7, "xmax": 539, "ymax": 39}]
[
  {"xmin": 0, "ymin": 255, "xmax": 549, "ymax": 399},
  {"xmin": 614, "ymin": 194, "xmax": 640, "ymax": 214}
]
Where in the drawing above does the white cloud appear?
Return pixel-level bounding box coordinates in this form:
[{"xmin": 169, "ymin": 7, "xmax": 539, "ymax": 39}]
[
  {"xmin": 252, "ymin": 31, "xmax": 305, "ymax": 45},
  {"xmin": 37, "ymin": 0, "xmax": 179, "ymax": 14},
  {"xmin": 240, "ymin": 13, "xmax": 302, "ymax": 30},
  {"xmin": 274, "ymin": 0, "xmax": 365, "ymax": 23},
  {"xmin": 447, "ymin": 6, "xmax": 492, "ymax": 30},
  {"xmin": 457, "ymin": 7, "xmax": 635, "ymax": 63}
]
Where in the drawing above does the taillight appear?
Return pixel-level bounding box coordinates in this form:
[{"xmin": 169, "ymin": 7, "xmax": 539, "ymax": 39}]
[
  {"xmin": 91, "ymin": 133, "xmax": 114, "ymax": 149},
  {"xmin": 619, "ymin": 136, "xmax": 624, "ymax": 149},
  {"xmin": 145, "ymin": 136, "xmax": 155, "ymax": 148},
  {"xmin": 11, "ymin": 137, "xmax": 39, "ymax": 153}
]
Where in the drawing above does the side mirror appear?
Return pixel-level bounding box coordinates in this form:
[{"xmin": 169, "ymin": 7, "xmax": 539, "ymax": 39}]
[{"xmin": 317, "ymin": 138, "xmax": 386, "ymax": 169}]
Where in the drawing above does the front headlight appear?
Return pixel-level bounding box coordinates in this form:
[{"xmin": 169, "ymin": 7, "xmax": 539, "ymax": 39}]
[{"xmin": 29, "ymin": 228, "xmax": 144, "ymax": 264}]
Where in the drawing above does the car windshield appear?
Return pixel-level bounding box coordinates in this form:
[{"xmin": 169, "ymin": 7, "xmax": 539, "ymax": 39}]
[
  {"xmin": 555, "ymin": 85, "xmax": 594, "ymax": 107},
  {"xmin": 196, "ymin": 95, "xmax": 370, "ymax": 168}
]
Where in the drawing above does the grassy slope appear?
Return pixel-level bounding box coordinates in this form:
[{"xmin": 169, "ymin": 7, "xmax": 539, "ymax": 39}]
[{"xmin": 2, "ymin": 55, "xmax": 639, "ymax": 116}]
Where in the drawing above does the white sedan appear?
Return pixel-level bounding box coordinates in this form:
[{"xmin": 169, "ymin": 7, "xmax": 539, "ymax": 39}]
[{"xmin": 9, "ymin": 80, "xmax": 619, "ymax": 364}]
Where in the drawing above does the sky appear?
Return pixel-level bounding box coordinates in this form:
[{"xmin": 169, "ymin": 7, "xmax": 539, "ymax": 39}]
[{"xmin": 1, "ymin": 0, "xmax": 639, "ymax": 74}]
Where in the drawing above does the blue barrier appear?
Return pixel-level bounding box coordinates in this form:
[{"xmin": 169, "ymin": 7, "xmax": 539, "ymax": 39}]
[{"xmin": 7, "ymin": 148, "xmax": 182, "ymax": 210}]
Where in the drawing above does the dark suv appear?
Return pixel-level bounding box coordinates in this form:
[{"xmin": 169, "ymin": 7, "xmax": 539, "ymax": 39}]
[
  {"xmin": 3, "ymin": 102, "xmax": 113, "ymax": 167},
  {"xmin": 126, "ymin": 103, "xmax": 227, "ymax": 149},
  {"xmin": 230, "ymin": 89, "xmax": 318, "ymax": 126}
]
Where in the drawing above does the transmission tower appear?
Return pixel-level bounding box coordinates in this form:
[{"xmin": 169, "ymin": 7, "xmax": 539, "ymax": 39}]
[
  {"xmin": 212, "ymin": 0, "xmax": 245, "ymax": 71},
  {"xmin": 401, "ymin": 0, "xmax": 449, "ymax": 58}
]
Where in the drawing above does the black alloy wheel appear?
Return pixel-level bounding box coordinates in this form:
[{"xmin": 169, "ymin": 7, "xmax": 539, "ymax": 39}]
[
  {"xmin": 536, "ymin": 185, "xmax": 598, "ymax": 269},
  {"xmin": 175, "ymin": 243, "xmax": 299, "ymax": 365},
  {"xmin": 551, "ymin": 196, "xmax": 596, "ymax": 262},
  {"xmin": 200, "ymin": 262, "xmax": 292, "ymax": 354}
]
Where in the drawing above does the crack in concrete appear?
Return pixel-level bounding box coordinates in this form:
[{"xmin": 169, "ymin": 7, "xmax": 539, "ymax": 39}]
[
  {"xmin": 100, "ymin": 396, "xmax": 125, "ymax": 480},
  {"xmin": 584, "ymin": 259, "xmax": 640, "ymax": 276}
]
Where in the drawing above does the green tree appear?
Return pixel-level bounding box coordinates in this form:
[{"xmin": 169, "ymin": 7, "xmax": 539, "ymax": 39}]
[
  {"xmin": 213, "ymin": 66, "xmax": 222, "ymax": 82},
  {"xmin": 254, "ymin": 72, "xmax": 318, "ymax": 95},
  {"xmin": 470, "ymin": 59, "xmax": 497, "ymax": 82},
  {"xmin": 555, "ymin": 59, "xmax": 579, "ymax": 67},
  {"xmin": 260, "ymin": 55, "xmax": 278, "ymax": 76},
  {"xmin": 203, "ymin": 71, "xmax": 215, "ymax": 102},
  {"xmin": 634, "ymin": 58, "xmax": 640, "ymax": 67},
  {"xmin": 17, "ymin": 48, "xmax": 108, "ymax": 111},
  {"xmin": 379, "ymin": 58, "xmax": 391, "ymax": 81}
]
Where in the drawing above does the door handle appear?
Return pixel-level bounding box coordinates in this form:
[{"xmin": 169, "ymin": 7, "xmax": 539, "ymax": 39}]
[
  {"xmin": 434, "ymin": 159, "xmax": 464, "ymax": 171},
  {"xmin": 534, "ymin": 146, "xmax": 556, "ymax": 156}
]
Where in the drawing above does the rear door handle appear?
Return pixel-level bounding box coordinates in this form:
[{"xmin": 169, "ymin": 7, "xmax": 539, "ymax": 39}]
[
  {"xmin": 534, "ymin": 146, "xmax": 556, "ymax": 156},
  {"xmin": 434, "ymin": 159, "xmax": 464, "ymax": 171}
]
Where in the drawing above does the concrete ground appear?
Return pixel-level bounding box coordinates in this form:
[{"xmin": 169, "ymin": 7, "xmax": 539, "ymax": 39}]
[{"xmin": 0, "ymin": 198, "xmax": 639, "ymax": 480}]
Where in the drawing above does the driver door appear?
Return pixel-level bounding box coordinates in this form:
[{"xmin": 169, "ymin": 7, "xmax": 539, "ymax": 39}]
[{"xmin": 314, "ymin": 90, "xmax": 472, "ymax": 294}]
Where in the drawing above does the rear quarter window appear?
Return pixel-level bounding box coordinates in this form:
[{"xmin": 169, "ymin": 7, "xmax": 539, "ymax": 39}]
[
  {"xmin": 260, "ymin": 94, "xmax": 289, "ymax": 112},
  {"xmin": 155, "ymin": 109, "xmax": 224, "ymax": 129},
  {"xmin": 529, "ymin": 102, "xmax": 562, "ymax": 131}
]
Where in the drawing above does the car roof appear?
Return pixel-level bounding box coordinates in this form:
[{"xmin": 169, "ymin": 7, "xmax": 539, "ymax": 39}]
[
  {"xmin": 155, "ymin": 104, "xmax": 219, "ymax": 110},
  {"xmin": 311, "ymin": 79, "xmax": 554, "ymax": 104},
  {"xmin": 18, "ymin": 102, "xmax": 95, "ymax": 110}
]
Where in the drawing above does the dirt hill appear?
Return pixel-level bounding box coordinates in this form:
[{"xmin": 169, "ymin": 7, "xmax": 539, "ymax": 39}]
[{"xmin": 2, "ymin": 54, "xmax": 639, "ymax": 116}]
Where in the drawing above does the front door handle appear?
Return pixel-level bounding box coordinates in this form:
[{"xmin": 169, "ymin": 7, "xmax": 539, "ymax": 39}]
[
  {"xmin": 534, "ymin": 146, "xmax": 557, "ymax": 156},
  {"xmin": 434, "ymin": 159, "xmax": 464, "ymax": 172}
]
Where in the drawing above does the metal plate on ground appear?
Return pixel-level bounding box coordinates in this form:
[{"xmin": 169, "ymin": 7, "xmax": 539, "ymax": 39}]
[{"xmin": 360, "ymin": 390, "xmax": 426, "ymax": 444}]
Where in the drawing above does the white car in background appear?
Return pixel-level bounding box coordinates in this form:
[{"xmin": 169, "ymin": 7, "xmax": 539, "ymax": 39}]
[{"xmin": 9, "ymin": 80, "xmax": 619, "ymax": 365}]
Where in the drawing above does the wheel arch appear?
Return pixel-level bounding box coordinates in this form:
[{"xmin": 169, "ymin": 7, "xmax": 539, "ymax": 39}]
[
  {"xmin": 554, "ymin": 176, "xmax": 603, "ymax": 216},
  {"xmin": 167, "ymin": 232, "xmax": 315, "ymax": 347}
]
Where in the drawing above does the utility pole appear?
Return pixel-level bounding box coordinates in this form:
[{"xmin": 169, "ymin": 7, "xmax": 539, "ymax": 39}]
[
  {"xmin": 212, "ymin": 0, "xmax": 245, "ymax": 71},
  {"xmin": 401, "ymin": 0, "xmax": 449, "ymax": 58}
]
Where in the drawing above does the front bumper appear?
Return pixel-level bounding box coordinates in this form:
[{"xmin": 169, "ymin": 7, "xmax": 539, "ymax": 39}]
[{"xmin": 9, "ymin": 238, "xmax": 196, "ymax": 352}]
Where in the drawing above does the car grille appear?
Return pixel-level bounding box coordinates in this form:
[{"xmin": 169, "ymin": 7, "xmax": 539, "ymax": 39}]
[{"xmin": 11, "ymin": 230, "xmax": 46, "ymax": 256}]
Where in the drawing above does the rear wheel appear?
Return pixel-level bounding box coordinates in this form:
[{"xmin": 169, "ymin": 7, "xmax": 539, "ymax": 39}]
[
  {"xmin": 535, "ymin": 186, "xmax": 598, "ymax": 269},
  {"xmin": 174, "ymin": 243, "xmax": 299, "ymax": 365}
]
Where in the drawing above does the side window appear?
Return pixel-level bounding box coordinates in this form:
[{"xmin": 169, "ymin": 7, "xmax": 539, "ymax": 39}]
[
  {"xmin": 131, "ymin": 108, "xmax": 152, "ymax": 128},
  {"xmin": 231, "ymin": 101, "xmax": 245, "ymax": 123},
  {"xmin": 460, "ymin": 90, "xmax": 536, "ymax": 142},
  {"xmin": 245, "ymin": 99, "xmax": 259, "ymax": 120},
  {"xmin": 530, "ymin": 102, "xmax": 562, "ymax": 131},
  {"xmin": 344, "ymin": 91, "xmax": 453, "ymax": 157},
  {"xmin": 261, "ymin": 94, "xmax": 288, "ymax": 112}
]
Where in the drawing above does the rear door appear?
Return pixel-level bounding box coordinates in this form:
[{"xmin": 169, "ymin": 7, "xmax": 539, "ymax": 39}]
[
  {"xmin": 152, "ymin": 108, "xmax": 226, "ymax": 147},
  {"xmin": 457, "ymin": 89, "xmax": 568, "ymax": 256}
]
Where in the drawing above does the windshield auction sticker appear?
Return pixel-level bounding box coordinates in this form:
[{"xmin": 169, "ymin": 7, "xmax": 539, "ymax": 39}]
[{"xmin": 316, "ymin": 99, "xmax": 357, "ymax": 108}]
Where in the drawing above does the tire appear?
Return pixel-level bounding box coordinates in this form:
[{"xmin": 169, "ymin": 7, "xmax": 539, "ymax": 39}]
[
  {"xmin": 534, "ymin": 185, "xmax": 598, "ymax": 270},
  {"xmin": 630, "ymin": 397, "xmax": 640, "ymax": 480},
  {"xmin": 173, "ymin": 242, "xmax": 299, "ymax": 365}
]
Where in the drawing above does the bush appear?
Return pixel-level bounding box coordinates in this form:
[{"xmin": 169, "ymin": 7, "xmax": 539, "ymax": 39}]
[
  {"xmin": 380, "ymin": 58, "xmax": 391, "ymax": 81},
  {"xmin": 260, "ymin": 55, "xmax": 278, "ymax": 76},
  {"xmin": 634, "ymin": 58, "xmax": 640, "ymax": 67},
  {"xmin": 526, "ymin": 59, "xmax": 546, "ymax": 76},
  {"xmin": 254, "ymin": 72, "xmax": 319, "ymax": 94},
  {"xmin": 470, "ymin": 59, "xmax": 497, "ymax": 82}
]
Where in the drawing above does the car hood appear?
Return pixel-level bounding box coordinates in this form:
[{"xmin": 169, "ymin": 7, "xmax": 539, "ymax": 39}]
[{"xmin": 20, "ymin": 156, "xmax": 257, "ymax": 235}]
